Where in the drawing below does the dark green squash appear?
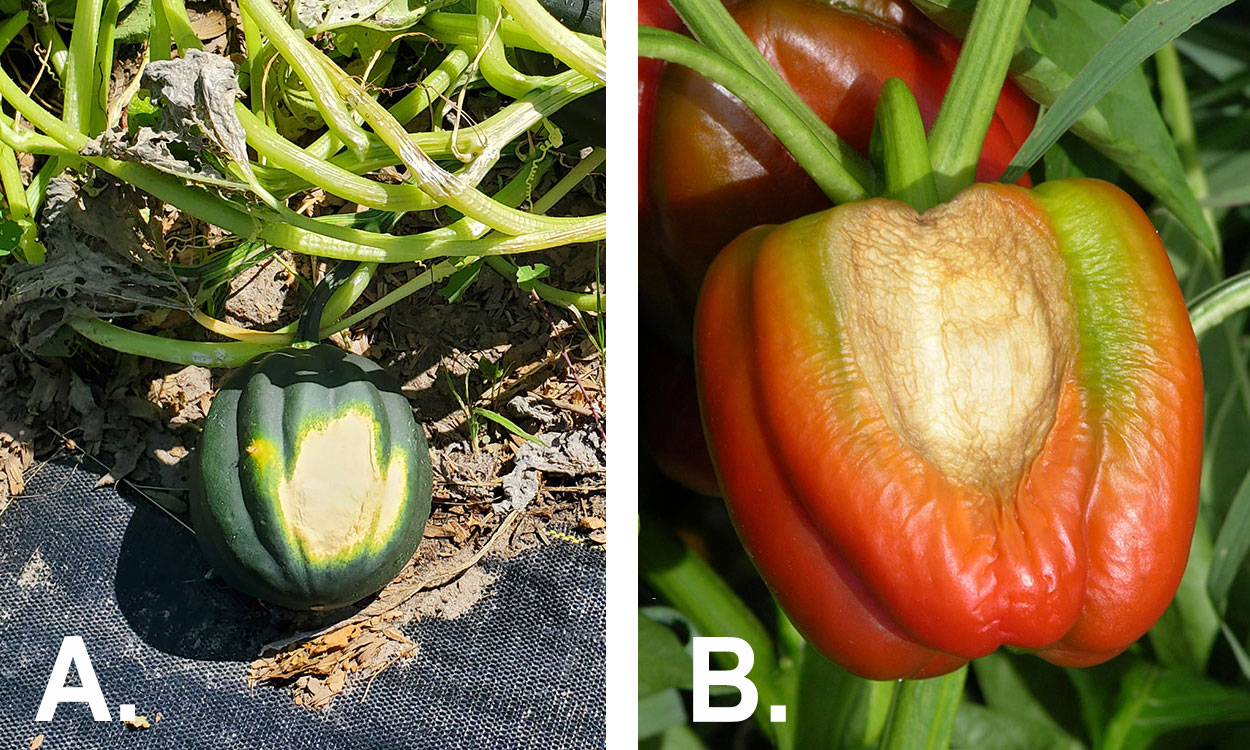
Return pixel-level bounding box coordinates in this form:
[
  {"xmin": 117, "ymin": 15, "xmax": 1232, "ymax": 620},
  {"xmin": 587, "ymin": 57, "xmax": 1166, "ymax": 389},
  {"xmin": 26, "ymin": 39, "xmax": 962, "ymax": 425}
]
[{"xmin": 191, "ymin": 342, "xmax": 432, "ymax": 610}]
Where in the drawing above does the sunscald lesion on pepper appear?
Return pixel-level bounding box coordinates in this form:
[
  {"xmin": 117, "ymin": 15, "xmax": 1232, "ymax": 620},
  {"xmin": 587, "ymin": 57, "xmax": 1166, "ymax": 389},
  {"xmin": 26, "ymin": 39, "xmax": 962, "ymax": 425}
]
[{"xmin": 693, "ymin": 179, "xmax": 1202, "ymax": 679}]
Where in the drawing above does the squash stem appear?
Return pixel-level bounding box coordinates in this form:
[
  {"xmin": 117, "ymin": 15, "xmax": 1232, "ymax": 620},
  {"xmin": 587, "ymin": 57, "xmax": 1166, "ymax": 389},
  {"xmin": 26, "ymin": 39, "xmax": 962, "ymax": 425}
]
[{"xmin": 296, "ymin": 261, "xmax": 364, "ymax": 344}]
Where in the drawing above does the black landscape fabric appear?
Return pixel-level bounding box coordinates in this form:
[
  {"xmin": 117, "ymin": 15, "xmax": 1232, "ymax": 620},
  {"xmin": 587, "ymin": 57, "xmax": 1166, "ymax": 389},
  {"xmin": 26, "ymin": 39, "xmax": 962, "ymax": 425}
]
[{"xmin": 0, "ymin": 457, "xmax": 606, "ymax": 748}]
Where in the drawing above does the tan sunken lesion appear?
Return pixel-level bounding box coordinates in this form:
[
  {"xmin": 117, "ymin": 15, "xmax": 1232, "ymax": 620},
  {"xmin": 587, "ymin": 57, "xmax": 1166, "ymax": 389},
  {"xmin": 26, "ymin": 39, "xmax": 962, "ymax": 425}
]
[
  {"xmin": 277, "ymin": 410, "xmax": 408, "ymax": 562},
  {"xmin": 821, "ymin": 185, "xmax": 1076, "ymax": 490}
]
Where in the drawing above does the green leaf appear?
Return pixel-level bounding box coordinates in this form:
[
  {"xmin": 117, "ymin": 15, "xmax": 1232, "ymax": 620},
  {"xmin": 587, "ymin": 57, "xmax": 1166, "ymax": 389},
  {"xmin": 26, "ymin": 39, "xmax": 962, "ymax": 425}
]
[
  {"xmin": 126, "ymin": 92, "xmax": 161, "ymax": 136},
  {"xmin": 1101, "ymin": 662, "xmax": 1250, "ymax": 750},
  {"xmin": 477, "ymin": 356, "xmax": 503, "ymax": 383},
  {"xmin": 790, "ymin": 646, "xmax": 860, "ymax": 749},
  {"xmin": 515, "ymin": 263, "xmax": 551, "ymax": 291},
  {"xmin": 640, "ymin": 723, "xmax": 708, "ymax": 750},
  {"xmin": 1044, "ymin": 133, "xmax": 1121, "ymax": 183},
  {"xmin": 1220, "ymin": 622, "xmax": 1250, "ymax": 683},
  {"xmin": 114, "ymin": 0, "xmax": 153, "ymax": 44},
  {"xmin": 638, "ymin": 689, "xmax": 689, "ymax": 741},
  {"xmin": 1067, "ymin": 662, "xmax": 1129, "ymax": 749},
  {"xmin": 473, "ymin": 407, "xmax": 547, "ymax": 446},
  {"xmin": 639, "ymin": 612, "xmax": 695, "ymax": 698},
  {"xmin": 438, "ymin": 259, "xmax": 483, "ymax": 302},
  {"xmin": 1089, "ymin": 0, "xmax": 1150, "ymax": 21},
  {"xmin": 912, "ymin": 0, "xmax": 1221, "ymax": 253},
  {"xmin": 972, "ymin": 653, "xmax": 1067, "ymax": 728},
  {"xmin": 1207, "ymin": 468, "xmax": 1250, "ymax": 611},
  {"xmin": 951, "ymin": 703, "xmax": 1086, "ymax": 750},
  {"xmin": 0, "ymin": 217, "xmax": 19, "ymax": 255}
]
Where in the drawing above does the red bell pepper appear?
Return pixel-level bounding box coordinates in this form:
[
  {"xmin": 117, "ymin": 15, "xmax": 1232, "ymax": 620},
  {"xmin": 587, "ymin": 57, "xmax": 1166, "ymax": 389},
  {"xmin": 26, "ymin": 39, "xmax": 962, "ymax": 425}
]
[
  {"xmin": 640, "ymin": 0, "xmax": 1039, "ymax": 497},
  {"xmin": 695, "ymin": 179, "xmax": 1203, "ymax": 678},
  {"xmin": 642, "ymin": 0, "xmax": 1038, "ymax": 328}
]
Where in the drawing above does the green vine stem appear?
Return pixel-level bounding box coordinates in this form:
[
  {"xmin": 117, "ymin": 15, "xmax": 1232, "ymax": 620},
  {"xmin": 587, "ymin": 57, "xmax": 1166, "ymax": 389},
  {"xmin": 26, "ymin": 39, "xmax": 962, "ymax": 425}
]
[
  {"xmin": 237, "ymin": 69, "xmax": 593, "ymax": 207},
  {"xmin": 0, "ymin": 141, "xmax": 44, "ymax": 263},
  {"xmin": 872, "ymin": 78, "xmax": 939, "ymax": 213},
  {"xmin": 263, "ymin": 71, "xmax": 595, "ymax": 194},
  {"xmin": 926, "ymin": 0, "xmax": 1030, "ymax": 201},
  {"xmin": 237, "ymin": 0, "xmax": 370, "ymax": 153},
  {"xmin": 478, "ymin": 0, "xmax": 558, "ymax": 98},
  {"xmin": 159, "ymin": 0, "xmax": 204, "ymax": 53},
  {"xmin": 64, "ymin": 0, "xmax": 104, "ymax": 133},
  {"xmin": 34, "ymin": 21, "xmax": 68, "ymax": 78},
  {"xmin": 425, "ymin": 12, "xmax": 604, "ymax": 55},
  {"xmin": 304, "ymin": 46, "xmax": 474, "ymax": 162},
  {"xmin": 0, "ymin": 63, "xmax": 605, "ymax": 262},
  {"xmin": 70, "ymin": 317, "xmax": 282, "ymax": 367},
  {"xmin": 312, "ymin": 47, "xmax": 597, "ymax": 234},
  {"xmin": 151, "ymin": 0, "xmax": 173, "ymax": 60},
  {"xmin": 666, "ymin": 0, "xmax": 875, "ymax": 195},
  {"xmin": 95, "ymin": 0, "xmax": 122, "ymax": 136},
  {"xmin": 498, "ymin": 0, "xmax": 606, "ymax": 84},
  {"xmin": 640, "ymin": 27, "xmax": 868, "ymax": 205}
]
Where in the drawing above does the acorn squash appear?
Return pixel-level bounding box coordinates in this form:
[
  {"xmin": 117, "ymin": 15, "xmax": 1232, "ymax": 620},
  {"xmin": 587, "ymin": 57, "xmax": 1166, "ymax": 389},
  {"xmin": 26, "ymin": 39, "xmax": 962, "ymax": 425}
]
[{"xmin": 191, "ymin": 343, "xmax": 432, "ymax": 610}]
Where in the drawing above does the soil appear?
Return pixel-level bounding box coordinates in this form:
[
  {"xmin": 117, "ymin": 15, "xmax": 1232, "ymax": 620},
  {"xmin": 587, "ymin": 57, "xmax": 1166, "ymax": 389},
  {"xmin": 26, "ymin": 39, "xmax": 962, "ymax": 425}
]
[{"xmin": 0, "ymin": 1, "xmax": 606, "ymax": 712}]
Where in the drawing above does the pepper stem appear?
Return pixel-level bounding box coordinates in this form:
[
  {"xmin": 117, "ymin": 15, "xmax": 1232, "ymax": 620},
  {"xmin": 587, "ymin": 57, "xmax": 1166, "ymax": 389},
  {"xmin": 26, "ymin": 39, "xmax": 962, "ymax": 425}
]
[
  {"xmin": 927, "ymin": 0, "xmax": 1030, "ymax": 201},
  {"xmin": 872, "ymin": 78, "xmax": 939, "ymax": 213}
]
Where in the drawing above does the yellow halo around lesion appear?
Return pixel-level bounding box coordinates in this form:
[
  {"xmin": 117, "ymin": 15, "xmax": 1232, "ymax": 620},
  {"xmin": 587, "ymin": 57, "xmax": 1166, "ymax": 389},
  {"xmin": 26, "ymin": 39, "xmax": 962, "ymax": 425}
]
[{"xmin": 247, "ymin": 405, "xmax": 410, "ymax": 564}]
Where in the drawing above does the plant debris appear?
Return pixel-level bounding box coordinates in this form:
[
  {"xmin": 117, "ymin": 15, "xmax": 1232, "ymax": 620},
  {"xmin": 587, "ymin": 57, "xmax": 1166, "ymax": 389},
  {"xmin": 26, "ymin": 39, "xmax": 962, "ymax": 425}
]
[
  {"xmin": 499, "ymin": 424, "xmax": 605, "ymax": 514},
  {"xmin": 0, "ymin": 174, "xmax": 188, "ymax": 351},
  {"xmin": 249, "ymin": 618, "xmax": 419, "ymax": 710},
  {"xmin": 84, "ymin": 49, "xmax": 251, "ymax": 185}
]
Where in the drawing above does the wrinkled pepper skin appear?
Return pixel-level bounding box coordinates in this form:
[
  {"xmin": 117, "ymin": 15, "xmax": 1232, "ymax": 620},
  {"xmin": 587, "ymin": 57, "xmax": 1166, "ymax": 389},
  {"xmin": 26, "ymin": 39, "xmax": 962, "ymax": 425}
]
[
  {"xmin": 695, "ymin": 179, "xmax": 1203, "ymax": 679},
  {"xmin": 645, "ymin": 0, "xmax": 1037, "ymax": 327}
]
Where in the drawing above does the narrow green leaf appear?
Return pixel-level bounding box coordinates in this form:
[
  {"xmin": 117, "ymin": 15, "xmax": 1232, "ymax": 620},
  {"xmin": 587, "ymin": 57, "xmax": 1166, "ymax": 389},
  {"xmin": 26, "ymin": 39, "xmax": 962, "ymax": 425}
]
[
  {"xmin": 972, "ymin": 653, "xmax": 1064, "ymax": 727},
  {"xmin": 1089, "ymin": 0, "xmax": 1150, "ymax": 21},
  {"xmin": 1207, "ymin": 469, "xmax": 1250, "ymax": 610},
  {"xmin": 1001, "ymin": 0, "xmax": 1237, "ymax": 181},
  {"xmin": 473, "ymin": 407, "xmax": 547, "ymax": 446},
  {"xmin": 791, "ymin": 646, "xmax": 862, "ymax": 749},
  {"xmin": 912, "ymin": 0, "xmax": 1219, "ymax": 254},
  {"xmin": 1101, "ymin": 663, "xmax": 1250, "ymax": 750},
  {"xmin": 1189, "ymin": 270, "xmax": 1250, "ymax": 341},
  {"xmin": 1220, "ymin": 623, "xmax": 1250, "ymax": 683},
  {"xmin": 1149, "ymin": 515, "xmax": 1218, "ymax": 674}
]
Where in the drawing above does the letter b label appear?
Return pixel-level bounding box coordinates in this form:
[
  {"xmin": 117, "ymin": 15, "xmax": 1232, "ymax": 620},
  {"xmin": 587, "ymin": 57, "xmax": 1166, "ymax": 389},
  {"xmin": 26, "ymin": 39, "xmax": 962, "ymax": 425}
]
[{"xmin": 692, "ymin": 637, "xmax": 758, "ymax": 723}]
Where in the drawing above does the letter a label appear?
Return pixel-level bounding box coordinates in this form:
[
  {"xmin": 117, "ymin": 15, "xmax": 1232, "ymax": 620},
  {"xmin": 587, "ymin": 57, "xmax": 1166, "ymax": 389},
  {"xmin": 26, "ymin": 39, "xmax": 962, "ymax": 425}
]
[{"xmin": 35, "ymin": 636, "xmax": 111, "ymax": 722}]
